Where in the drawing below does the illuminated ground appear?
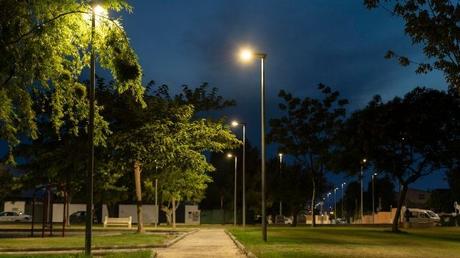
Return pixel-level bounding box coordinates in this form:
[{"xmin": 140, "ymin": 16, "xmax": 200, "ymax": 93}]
[{"xmin": 230, "ymin": 226, "xmax": 460, "ymax": 258}]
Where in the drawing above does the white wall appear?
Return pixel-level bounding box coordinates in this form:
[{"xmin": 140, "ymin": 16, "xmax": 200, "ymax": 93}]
[
  {"xmin": 51, "ymin": 204, "xmax": 108, "ymax": 223},
  {"xmin": 119, "ymin": 204, "xmax": 158, "ymax": 224},
  {"xmin": 184, "ymin": 205, "xmax": 200, "ymax": 225},
  {"xmin": 4, "ymin": 201, "xmax": 26, "ymax": 213}
]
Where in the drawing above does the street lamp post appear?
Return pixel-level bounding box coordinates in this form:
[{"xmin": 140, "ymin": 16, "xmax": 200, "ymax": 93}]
[
  {"xmin": 333, "ymin": 187, "xmax": 338, "ymax": 221},
  {"xmin": 279, "ymin": 153, "xmax": 283, "ymax": 217},
  {"xmin": 360, "ymin": 158, "xmax": 367, "ymax": 222},
  {"xmin": 238, "ymin": 48, "xmax": 267, "ymax": 241},
  {"xmin": 85, "ymin": 5, "xmax": 105, "ymax": 255},
  {"xmin": 231, "ymin": 121, "xmax": 246, "ymax": 228},
  {"xmin": 227, "ymin": 153, "xmax": 238, "ymax": 226},
  {"xmin": 341, "ymin": 182, "xmax": 346, "ymax": 219},
  {"xmin": 372, "ymin": 173, "xmax": 377, "ymax": 224}
]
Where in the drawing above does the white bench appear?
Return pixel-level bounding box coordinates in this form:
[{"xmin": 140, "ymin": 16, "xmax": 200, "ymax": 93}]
[{"xmin": 103, "ymin": 216, "xmax": 132, "ymax": 229}]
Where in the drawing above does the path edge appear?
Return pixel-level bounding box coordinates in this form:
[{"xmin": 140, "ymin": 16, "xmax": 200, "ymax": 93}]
[
  {"xmin": 0, "ymin": 229, "xmax": 199, "ymax": 253},
  {"xmin": 163, "ymin": 228, "xmax": 199, "ymax": 247},
  {"xmin": 225, "ymin": 230, "xmax": 257, "ymax": 258}
]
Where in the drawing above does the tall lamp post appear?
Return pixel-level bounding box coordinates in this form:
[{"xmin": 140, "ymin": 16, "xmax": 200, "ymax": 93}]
[
  {"xmin": 341, "ymin": 182, "xmax": 346, "ymax": 219},
  {"xmin": 227, "ymin": 153, "xmax": 238, "ymax": 226},
  {"xmin": 85, "ymin": 5, "xmax": 105, "ymax": 256},
  {"xmin": 360, "ymin": 158, "xmax": 367, "ymax": 222},
  {"xmin": 231, "ymin": 121, "xmax": 246, "ymax": 228},
  {"xmin": 238, "ymin": 48, "xmax": 267, "ymax": 241},
  {"xmin": 372, "ymin": 173, "xmax": 377, "ymax": 224},
  {"xmin": 333, "ymin": 187, "xmax": 338, "ymax": 220},
  {"xmin": 278, "ymin": 153, "xmax": 283, "ymax": 217}
]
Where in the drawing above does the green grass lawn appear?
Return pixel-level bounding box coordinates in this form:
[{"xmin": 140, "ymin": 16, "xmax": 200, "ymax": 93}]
[
  {"xmin": 0, "ymin": 250, "xmax": 152, "ymax": 258},
  {"xmin": 0, "ymin": 233, "xmax": 171, "ymax": 250},
  {"xmin": 230, "ymin": 226, "xmax": 460, "ymax": 258}
]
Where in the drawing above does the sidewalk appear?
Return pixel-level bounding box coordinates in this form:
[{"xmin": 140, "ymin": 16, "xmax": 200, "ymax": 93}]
[{"xmin": 156, "ymin": 229, "xmax": 246, "ymax": 258}]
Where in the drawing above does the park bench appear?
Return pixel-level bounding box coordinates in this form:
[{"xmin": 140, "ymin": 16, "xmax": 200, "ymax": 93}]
[{"xmin": 103, "ymin": 216, "xmax": 132, "ymax": 229}]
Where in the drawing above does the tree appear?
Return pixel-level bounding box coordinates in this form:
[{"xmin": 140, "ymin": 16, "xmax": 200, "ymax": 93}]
[
  {"xmin": 270, "ymin": 162, "xmax": 311, "ymax": 226},
  {"xmin": 0, "ymin": 0, "xmax": 144, "ymax": 162},
  {"xmin": 365, "ymin": 0, "xmax": 460, "ymax": 91},
  {"xmin": 112, "ymin": 105, "xmax": 239, "ymax": 231},
  {"xmin": 343, "ymin": 181, "xmax": 360, "ymax": 221},
  {"xmin": 268, "ymin": 84, "xmax": 348, "ymax": 227},
  {"xmin": 341, "ymin": 87, "xmax": 460, "ymax": 232},
  {"xmin": 367, "ymin": 176, "xmax": 395, "ymax": 212}
]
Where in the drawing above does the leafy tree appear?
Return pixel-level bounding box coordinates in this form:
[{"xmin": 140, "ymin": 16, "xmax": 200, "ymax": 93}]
[
  {"xmin": 364, "ymin": 0, "xmax": 460, "ymax": 91},
  {"xmin": 341, "ymin": 87, "xmax": 459, "ymax": 232},
  {"xmin": 268, "ymin": 84, "xmax": 348, "ymax": 226},
  {"xmin": 111, "ymin": 104, "xmax": 239, "ymax": 231},
  {"xmin": 343, "ymin": 181, "xmax": 360, "ymax": 221},
  {"xmin": 270, "ymin": 162, "xmax": 311, "ymax": 226},
  {"xmin": 0, "ymin": 0, "xmax": 144, "ymax": 162},
  {"xmin": 428, "ymin": 189, "xmax": 454, "ymax": 213},
  {"xmin": 367, "ymin": 176, "xmax": 396, "ymax": 212},
  {"xmin": 447, "ymin": 166, "xmax": 460, "ymax": 202}
]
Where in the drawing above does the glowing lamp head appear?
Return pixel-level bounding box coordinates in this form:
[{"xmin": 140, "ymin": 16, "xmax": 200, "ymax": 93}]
[
  {"xmin": 239, "ymin": 48, "xmax": 254, "ymax": 62},
  {"xmin": 227, "ymin": 153, "xmax": 233, "ymax": 158},
  {"xmin": 362, "ymin": 158, "xmax": 367, "ymax": 164},
  {"xmin": 231, "ymin": 121, "xmax": 239, "ymax": 127},
  {"xmin": 93, "ymin": 5, "xmax": 106, "ymax": 16}
]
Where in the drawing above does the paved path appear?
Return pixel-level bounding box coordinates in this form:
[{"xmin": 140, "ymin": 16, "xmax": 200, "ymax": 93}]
[{"xmin": 156, "ymin": 229, "xmax": 246, "ymax": 258}]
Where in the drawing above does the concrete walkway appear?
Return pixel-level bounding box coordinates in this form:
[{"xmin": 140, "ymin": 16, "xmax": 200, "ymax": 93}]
[{"xmin": 156, "ymin": 229, "xmax": 246, "ymax": 258}]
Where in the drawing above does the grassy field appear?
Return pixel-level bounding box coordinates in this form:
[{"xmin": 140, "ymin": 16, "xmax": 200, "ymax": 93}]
[
  {"xmin": 0, "ymin": 233, "xmax": 171, "ymax": 250},
  {"xmin": 0, "ymin": 250, "xmax": 152, "ymax": 258},
  {"xmin": 230, "ymin": 226, "xmax": 460, "ymax": 258}
]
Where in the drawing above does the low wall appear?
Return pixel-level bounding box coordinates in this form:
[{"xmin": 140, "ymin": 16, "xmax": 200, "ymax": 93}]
[
  {"xmin": 305, "ymin": 215, "xmax": 331, "ymax": 224},
  {"xmin": 119, "ymin": 204, "xmax": 158, "ymax": 224},
  {"xmin": 360, "ymin": 208, "xmax": 399, "ymax": 224},
  {"xmin": 4, "ymin": 201, "xmax": 26, "ymax": 213}
]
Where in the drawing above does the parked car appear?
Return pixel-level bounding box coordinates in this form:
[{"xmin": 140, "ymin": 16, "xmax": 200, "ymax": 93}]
[
  {"xmin": 275, "ymin": 215, "xmax": 293, "ymax": 224},
  {"xmin": 406, "ymin": 208, "xmax": 441, "ymax": 225},
  {"xmin": 335, "ymin": 218, "xmax": 347, "ymax": 224},
  {"xmin": 69, "ymin": 211, "xmax": 98, "ymax": 224},
  {"xmin": 0, "ymin": 211, "xmax": 32, "ymax": 222}
]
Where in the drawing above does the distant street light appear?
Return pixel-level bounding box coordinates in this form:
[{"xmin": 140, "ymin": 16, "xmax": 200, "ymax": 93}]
[
  {"xmin": 227, "ymin": 153, "xmax": 238, "ymax": 226},
  {"xmin": 360, "ymin": 158, "xmax": 367, "ymax": 221},
  {"xmin": 238, "ymin": 47, "xmax": 267, "ymax": 241},
  {"xmin": 333, "ymin": 187, "xmax": 338, "ymax": 220},
  {"xmin": 372, "ymin": 172, "xmax": 378, "ymax": 224},
  {"xmin": 231, "ymin": 121, "xmax": 246, "ymax": 228},
  {"xmin": 278, "ymin": 153, "xmax": 283, "ymax": 217},
  {"xmin": 341, "ymin": 182, "xmax": 346, "ymax": 218}
]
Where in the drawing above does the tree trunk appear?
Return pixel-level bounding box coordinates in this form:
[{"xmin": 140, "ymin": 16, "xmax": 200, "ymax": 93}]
[
  {"xmin": 134, "ymin": 160, "xmax": 144, "ymax": 233},
  {"xmin": 66, "ymin": 194, "xmax": 71, "ymax": 226},
  {"xmin": 292, "ymin": 209, "xmax": 298, "ymax": 227},
  {"xmin": 161, "ymin": 205, "xmax": 172, "ymax": 225},
  {"xmin": 172, "ymin": 197, "xmax": 176, "ymax": 229},
  {"xmin": 311, "ymin": 178, "xmax": 316, "ymax": 227},
  {"xmin": 392, "ymin": 184, "xmax": 408, "ymax": 233},
  {"xmin": 220, "ymin": 195, "xmax": 225, "ymax": 225}
]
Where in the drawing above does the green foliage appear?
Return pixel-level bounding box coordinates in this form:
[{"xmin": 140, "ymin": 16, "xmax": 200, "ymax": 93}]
[
  {"xmin": 365, "ymin": 0, "xmax": 460, "ymax": 91},
  {"xmin": 269, "ymin": 84, "xmax": 348, "ymax": 222},
  {"xmin": 0, "ymin": 0, "xmax": 144, "ymax": 161},
  {"xmin": 339, "ymin": 87, "xmax": 460, "ymax": 231}
]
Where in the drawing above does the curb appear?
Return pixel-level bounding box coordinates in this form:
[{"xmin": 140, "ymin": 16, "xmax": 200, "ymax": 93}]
[
  {"xmin": 225, "ymin": 230, "xmax": 257, "ymax": 258},
  {"xmin": 0, "ymin": 230, "xmax": 198, "ymax": 253},
  {"xmin": 0, "ymin": 248, "xmax": 156, "ymax": 256},
  {"xmin": 162, "ymin": 229, "xmax": 199, "ymax": 247}
]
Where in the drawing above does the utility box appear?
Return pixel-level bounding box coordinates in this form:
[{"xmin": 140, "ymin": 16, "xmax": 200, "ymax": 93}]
[{"xmin": 185, "ymin": 205, "xmax": 200, "ymax": 225}]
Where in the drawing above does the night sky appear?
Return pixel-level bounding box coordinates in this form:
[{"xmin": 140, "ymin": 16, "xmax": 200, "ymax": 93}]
[
  {"xmin": 0, "ymin": 1, "xmax": 449, "ymax": 190},
  {"xmin": 120, "ymin": 1, "xmax": 447, "ymax": 190}
]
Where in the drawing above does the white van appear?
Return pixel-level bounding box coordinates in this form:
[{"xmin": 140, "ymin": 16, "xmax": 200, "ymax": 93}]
[{"xmin": 405, "ymin": 208, "xmax": 440, "ymax": 226}]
